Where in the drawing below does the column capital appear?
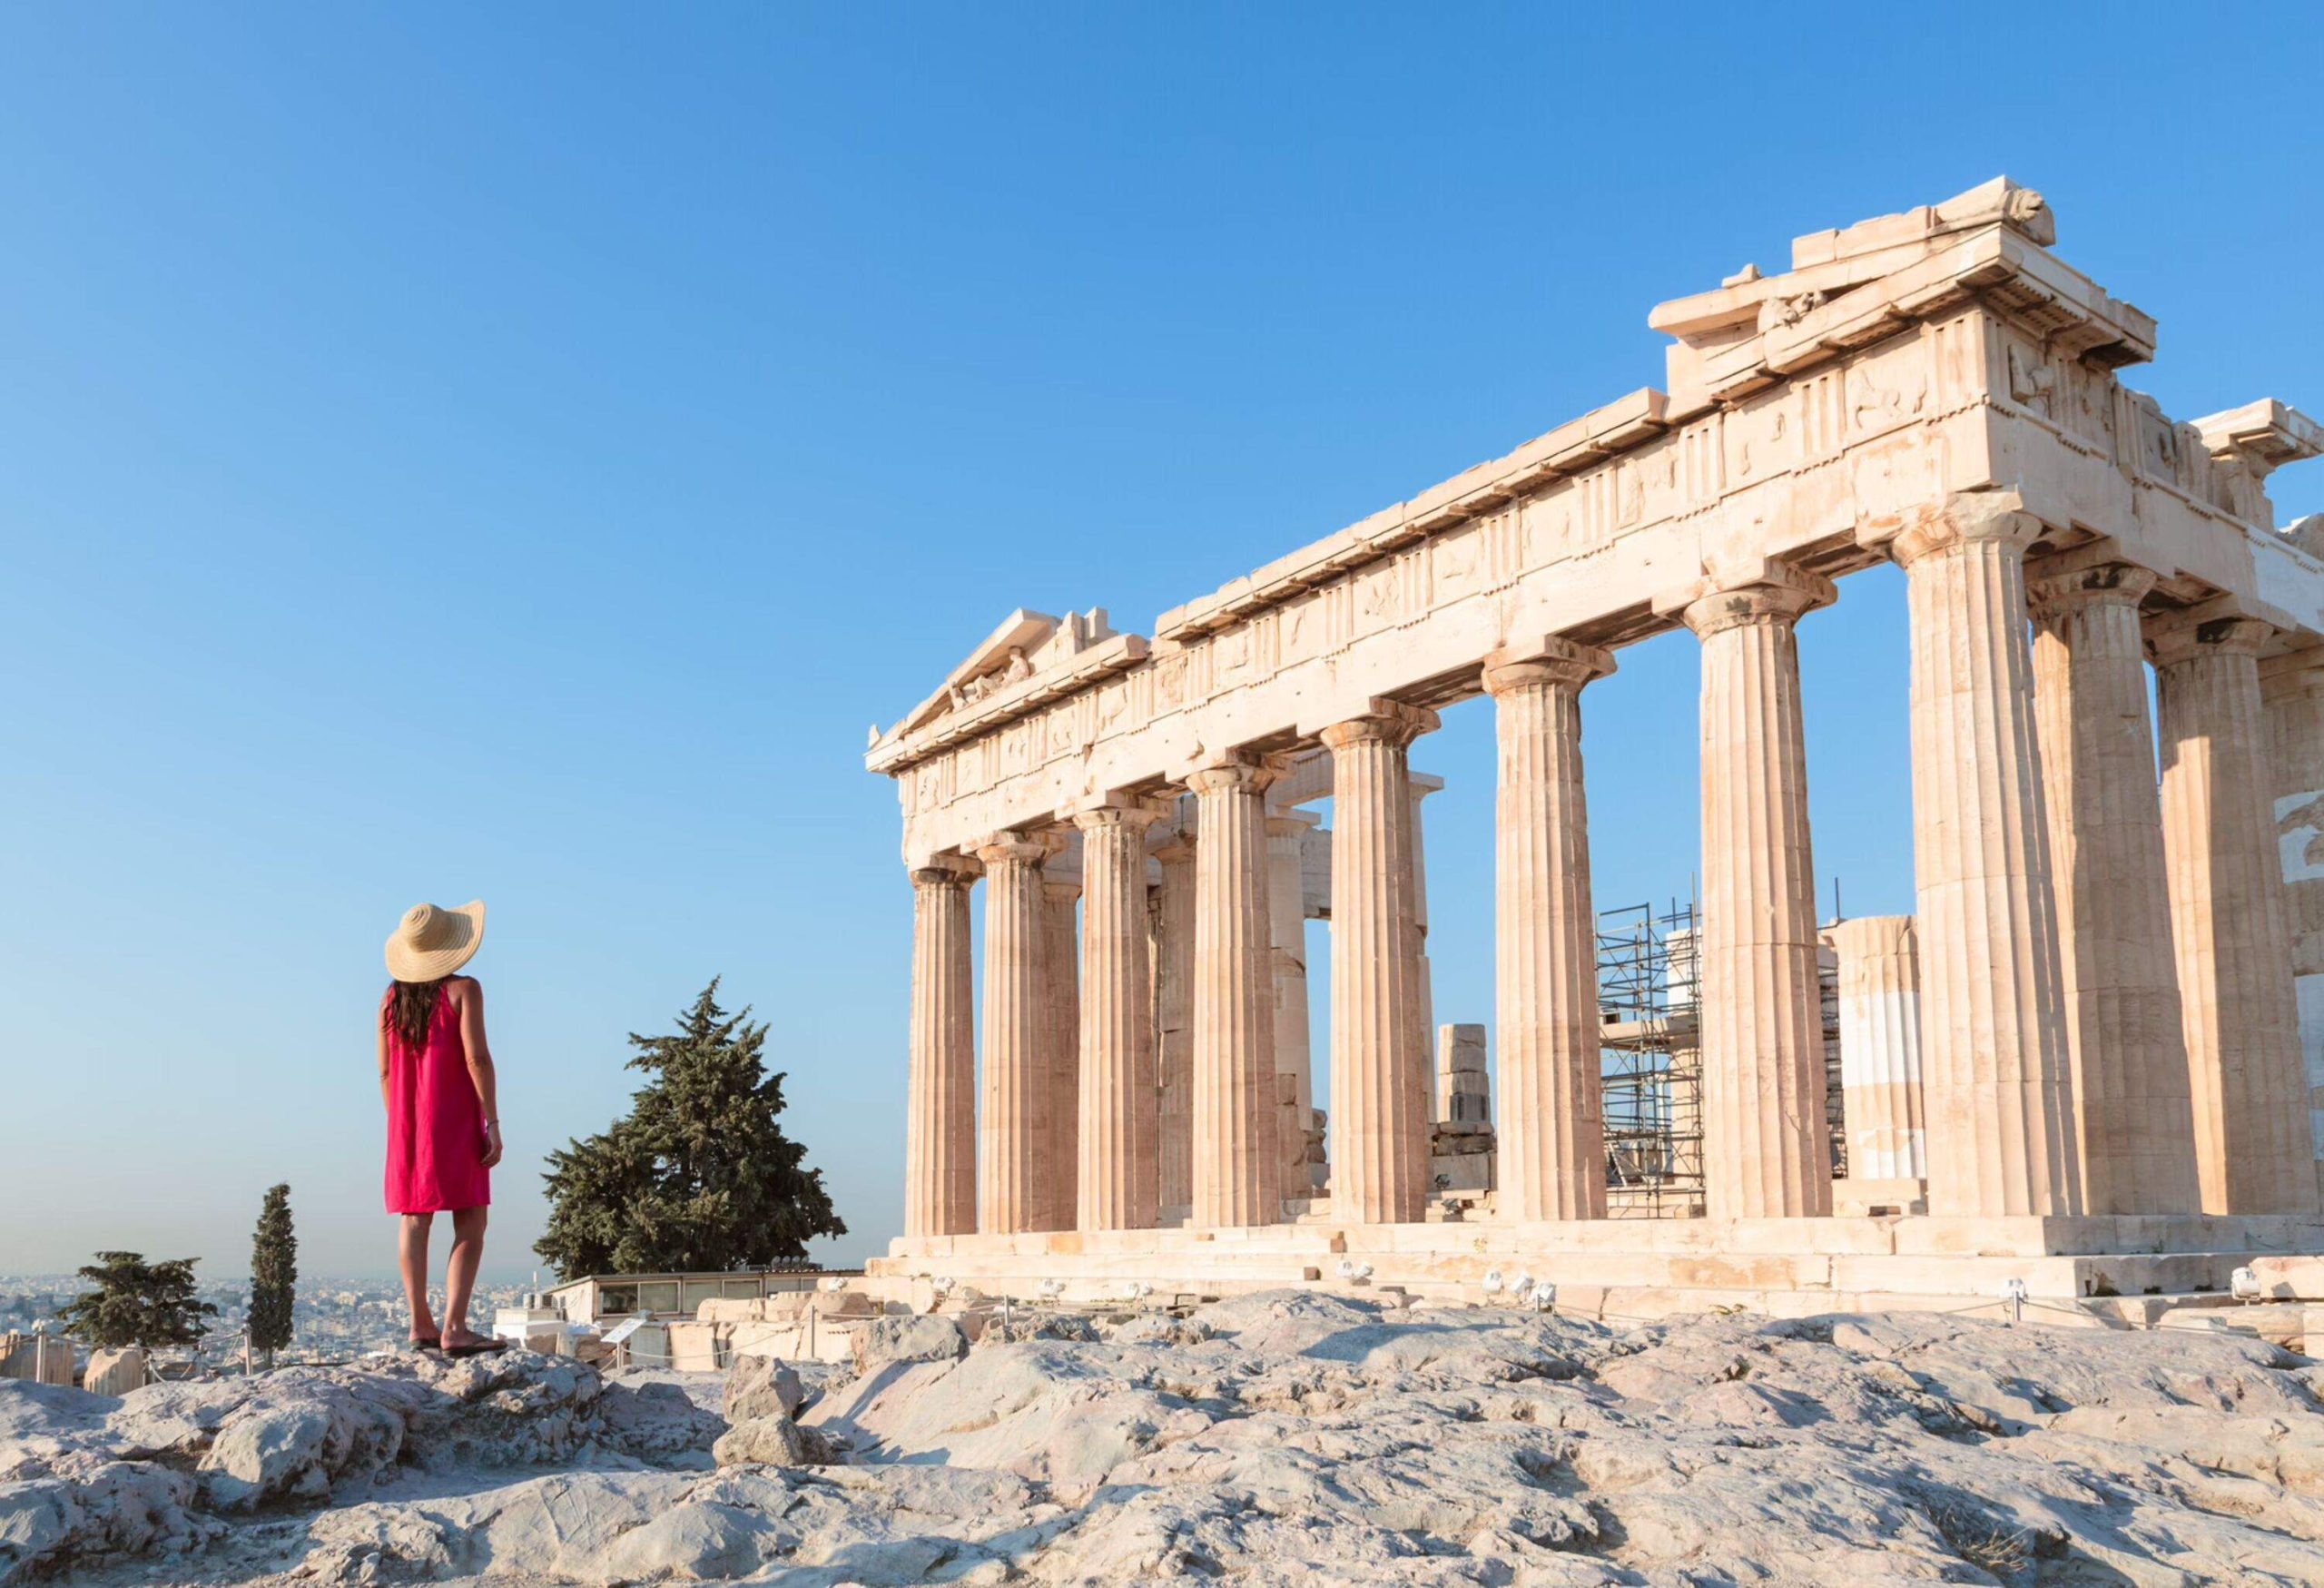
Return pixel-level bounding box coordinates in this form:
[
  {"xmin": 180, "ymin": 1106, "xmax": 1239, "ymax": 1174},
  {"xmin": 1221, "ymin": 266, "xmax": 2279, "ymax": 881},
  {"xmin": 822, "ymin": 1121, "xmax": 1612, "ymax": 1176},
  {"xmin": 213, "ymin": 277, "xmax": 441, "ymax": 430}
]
[
  {"xmin": 1482, "ymin": 635, "xmax": 1616, "ymax": 696},
  {"xmin": 1876, "ymin": 488, "xmax": 2043, "ymax": 569},
  {"xmin": 1186, "ymin": 754, "xmax": 1283, "ymax": 796},
  {"xmin": 973, "ymin": 832, "xmax": 1059, "ymax": 869},
  {"xmin": 2025, "ymin": 556, "xmax": 2160, "ymax": 622},
  {"xmin": 2145, "ymin": 601, "xmax": 2278, "ymax": 669},
  {"xmin": 909, "ymin": 853, "xmax": 980, "ymax": 891},
  {"xmin": 1072, "ymin": 800, "xmax": 1165, "ymax": 837},
  {"xmin": 1263, "ymin": 809, "xmax": 1319, "ymax": 839},
  {"xmin": 1152, "ymin": 833, "xmax": 1198, "ymax": 864},
  {"xmin": 1678, "ymin": 563, "xmax": 1835, "ymax": 639},
  {"xmin": 1318, "ymin": 699, "xmax": 1440, "ymax": 752},
  {"xmin": 1041, "ymin": 876, "xmax": 1082, "ymax": 905}
]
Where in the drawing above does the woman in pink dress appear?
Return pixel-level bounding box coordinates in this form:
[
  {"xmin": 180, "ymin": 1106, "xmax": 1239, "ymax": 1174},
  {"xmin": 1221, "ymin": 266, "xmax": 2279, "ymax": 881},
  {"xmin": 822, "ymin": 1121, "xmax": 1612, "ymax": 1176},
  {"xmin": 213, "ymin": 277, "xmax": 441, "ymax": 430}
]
[{"xmin": 379, "ymin": 900, "xmax": 506, "ymax": 1355}]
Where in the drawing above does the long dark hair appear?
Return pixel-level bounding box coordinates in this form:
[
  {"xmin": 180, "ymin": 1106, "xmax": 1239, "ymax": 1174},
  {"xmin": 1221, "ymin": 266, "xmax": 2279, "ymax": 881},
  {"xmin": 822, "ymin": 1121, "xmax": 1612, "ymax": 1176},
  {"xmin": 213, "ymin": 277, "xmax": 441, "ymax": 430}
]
[{"xmin": 385, "ymin": 978, "xmax": 447, "ymax": 1048}]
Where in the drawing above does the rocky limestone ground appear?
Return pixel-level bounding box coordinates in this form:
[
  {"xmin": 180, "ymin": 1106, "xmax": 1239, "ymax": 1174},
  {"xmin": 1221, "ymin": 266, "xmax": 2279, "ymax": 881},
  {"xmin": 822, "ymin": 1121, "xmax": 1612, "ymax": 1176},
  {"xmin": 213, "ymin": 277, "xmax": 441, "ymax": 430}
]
[{"xmin": 8, "ymin": 1291, "xmax": 2324, "ymax": 1584}]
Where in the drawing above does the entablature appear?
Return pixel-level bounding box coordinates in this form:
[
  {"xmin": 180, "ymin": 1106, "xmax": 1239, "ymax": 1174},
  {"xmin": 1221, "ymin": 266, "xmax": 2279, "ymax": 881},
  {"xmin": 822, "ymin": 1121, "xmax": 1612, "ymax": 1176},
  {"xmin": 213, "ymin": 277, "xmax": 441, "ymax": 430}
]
[{"xmin": 869, "ymin": 178, "xmax": 2322, "ymax": 864}]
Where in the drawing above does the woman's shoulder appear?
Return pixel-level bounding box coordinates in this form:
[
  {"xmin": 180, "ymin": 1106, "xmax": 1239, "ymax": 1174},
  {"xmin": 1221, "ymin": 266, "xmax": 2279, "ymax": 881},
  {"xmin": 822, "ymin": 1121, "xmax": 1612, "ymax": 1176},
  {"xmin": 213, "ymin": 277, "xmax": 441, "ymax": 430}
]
[{"xmin": 444, "ymin": 974, "xmax": 482, "ymax": 1002}]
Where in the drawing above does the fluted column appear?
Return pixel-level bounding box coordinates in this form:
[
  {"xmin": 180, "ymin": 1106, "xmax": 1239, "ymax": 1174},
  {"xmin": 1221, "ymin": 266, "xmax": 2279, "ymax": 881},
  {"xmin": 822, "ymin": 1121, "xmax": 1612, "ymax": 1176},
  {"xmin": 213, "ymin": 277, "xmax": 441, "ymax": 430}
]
[
  {"xmin": 1189, "ymin": 757, "xmax": 1281, "ymax": 1228},
  {"xmin": 1888, "ymin": 491, "xmax": 2081, "ymax": 1218},
  {"xmin": 1825, "ymin": 916, "xmax": 1926, "ymax": 1182},
  {"xmin": 2261, "ymin": 646, "xmax": 2324, "ymax": 1209},
  {"xmin": 974, "ymin": 834, "xmax": 1050, "ymax": 1234},
  {"xmin": 905, "ymin": 856, "xmax": 978, "ymax": 1238},
  {"xmin": 2152, "ymin": 610, "xmax": 2320, "ymax": 1213},
  {"xmin": 1484, "ymin": 638, "xmax": 1614, "ymax": 1222},
  {"xmin": 1322, "ymin": 702, "xmax": 1439, "ymax": 1224},
  {"xmin": 1407, "ymin": 778, "xmax": 1441, "ymax": 1119},
  {"xmin": 1039, "ymin": 872, "xmax": 1081, "ymax": 1231},
  {"xmin": 1682, "ymin": 568, "xmax": 1834, "ymax": 1220},
  {"xmin": 1075, "ymin": 804, "xmax": 1161, "ymax": 1230},
  {"xmin": 1265, "ymin": 812, "xmax": 1315, "ymax": 1191},
  {"xmin": 1153, "ymin": 830, "xmax": 1197, "ymax": 1213},
  {"xmin": 2027, "ymin": 559, "xmax": 2200, "ymax": 1214}
]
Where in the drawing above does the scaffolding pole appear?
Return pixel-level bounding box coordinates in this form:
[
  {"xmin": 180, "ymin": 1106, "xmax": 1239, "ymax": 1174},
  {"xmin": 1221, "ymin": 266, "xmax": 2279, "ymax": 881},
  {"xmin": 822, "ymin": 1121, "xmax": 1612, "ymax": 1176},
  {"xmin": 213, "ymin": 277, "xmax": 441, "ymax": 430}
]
[
  {"xmin": 1596, "ymin": 897, "xmax": 1703, "ymax": 1218},
  {"xmin": 1597, "ymin": 893, "xmax": 1849, "ymax": 1216}
]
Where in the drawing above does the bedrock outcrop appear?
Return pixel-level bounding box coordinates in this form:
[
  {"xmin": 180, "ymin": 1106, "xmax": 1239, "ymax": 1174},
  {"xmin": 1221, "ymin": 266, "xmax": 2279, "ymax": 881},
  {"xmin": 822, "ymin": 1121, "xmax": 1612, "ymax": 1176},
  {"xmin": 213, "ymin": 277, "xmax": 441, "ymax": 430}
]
[{"xmin": 8, "ymin": 1293, "xmax": 2324, "ymax": 1583}]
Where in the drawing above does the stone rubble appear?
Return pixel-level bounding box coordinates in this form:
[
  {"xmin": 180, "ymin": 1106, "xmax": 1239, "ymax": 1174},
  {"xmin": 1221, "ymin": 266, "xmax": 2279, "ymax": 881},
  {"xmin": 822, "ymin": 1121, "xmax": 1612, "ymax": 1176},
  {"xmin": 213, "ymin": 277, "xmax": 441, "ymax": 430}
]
[{"xmin": 5, "ymin": 1291, "xmax": 2324, "ymax": 1583}]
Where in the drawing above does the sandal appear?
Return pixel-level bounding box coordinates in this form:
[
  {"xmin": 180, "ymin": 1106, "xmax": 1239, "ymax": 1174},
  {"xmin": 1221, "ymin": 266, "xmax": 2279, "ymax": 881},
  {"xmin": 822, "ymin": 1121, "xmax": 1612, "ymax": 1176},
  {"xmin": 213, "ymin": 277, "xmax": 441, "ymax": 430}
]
[
  {"xmin": 406, "ymin": 1335, "xmax": 441, "ymax": 1352},
  {"xmin": 443, "ymin": 1336, "xmax": 510, "ymax": 1358}
]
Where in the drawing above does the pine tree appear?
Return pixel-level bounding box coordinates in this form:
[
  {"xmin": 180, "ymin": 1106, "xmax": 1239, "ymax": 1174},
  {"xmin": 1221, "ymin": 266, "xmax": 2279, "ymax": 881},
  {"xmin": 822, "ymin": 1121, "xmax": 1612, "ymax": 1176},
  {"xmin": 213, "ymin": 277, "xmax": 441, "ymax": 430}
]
[
  {"xmin": 57, "ymin": 1253, "xmax": 219, "ymax": 1350},
  {"xmin": 247, "ymin": 1184, "xmax": 298, "ymax": 1369},
  {"xmin": 536, "ymin": 980, "xmax": 847, "ymax": 1277}
]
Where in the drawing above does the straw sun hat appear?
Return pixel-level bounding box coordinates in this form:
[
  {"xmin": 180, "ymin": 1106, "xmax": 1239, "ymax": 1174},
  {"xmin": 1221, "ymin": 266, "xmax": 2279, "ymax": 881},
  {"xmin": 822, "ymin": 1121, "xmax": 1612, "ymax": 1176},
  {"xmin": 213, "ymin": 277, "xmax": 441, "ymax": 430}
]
[{"xmin": 384, "ymin": 900, "xmax": 487, "ymax": 982}]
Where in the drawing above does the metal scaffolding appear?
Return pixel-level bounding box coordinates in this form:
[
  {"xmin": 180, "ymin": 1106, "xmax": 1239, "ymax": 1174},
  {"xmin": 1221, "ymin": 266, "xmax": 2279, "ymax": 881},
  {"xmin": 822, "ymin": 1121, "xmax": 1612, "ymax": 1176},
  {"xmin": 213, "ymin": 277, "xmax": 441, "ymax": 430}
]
[
  {"xmin": 1597, "ymin": 894, "xmax": 1846, "ymax": 1217},
  {"xmin": 1596, "ymin": 897, "xmax": 1703, "ymax": 1218}
]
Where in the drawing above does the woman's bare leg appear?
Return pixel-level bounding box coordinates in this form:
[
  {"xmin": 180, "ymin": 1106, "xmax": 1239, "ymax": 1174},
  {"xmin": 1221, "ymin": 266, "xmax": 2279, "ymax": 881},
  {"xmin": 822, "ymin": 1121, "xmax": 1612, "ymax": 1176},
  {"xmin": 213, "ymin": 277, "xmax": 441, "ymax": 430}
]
[
  {"xmin": 441, "ymin": 1206, "xmax": 489, "ymax": 1346},
  {"xmin": 399, "ymin": 1214, "xmax": 438, "ymax": 1341}
]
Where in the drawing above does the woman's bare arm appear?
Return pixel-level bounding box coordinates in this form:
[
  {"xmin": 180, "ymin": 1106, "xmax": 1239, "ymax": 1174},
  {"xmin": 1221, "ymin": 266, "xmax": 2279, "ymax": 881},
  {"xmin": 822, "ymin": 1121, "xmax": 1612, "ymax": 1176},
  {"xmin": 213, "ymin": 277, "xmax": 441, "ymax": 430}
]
[
  {"xmin": 378, "ymin": 991, "xmax": 393, "ymax": 1114},
  {"xmin": 456, "ymin": 978, "xmax": 504, "ymax": 1169}
]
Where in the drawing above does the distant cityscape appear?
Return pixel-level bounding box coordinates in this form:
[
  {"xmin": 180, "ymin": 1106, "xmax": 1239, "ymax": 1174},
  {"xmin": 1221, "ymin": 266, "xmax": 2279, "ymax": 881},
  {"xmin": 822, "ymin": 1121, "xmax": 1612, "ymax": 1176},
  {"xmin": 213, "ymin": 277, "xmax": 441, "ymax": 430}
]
[{"xmin": 1, "ymin": 1273, "xmax": 539, "ymax": 1363}]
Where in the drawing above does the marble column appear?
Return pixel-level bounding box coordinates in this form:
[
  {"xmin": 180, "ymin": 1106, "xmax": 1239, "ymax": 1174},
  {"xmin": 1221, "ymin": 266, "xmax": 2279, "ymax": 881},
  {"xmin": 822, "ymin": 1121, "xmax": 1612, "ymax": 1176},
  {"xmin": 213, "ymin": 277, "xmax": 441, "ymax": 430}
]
[
  {"xmin": 1039, "ymin": 872, "xmax": 1081, "ymax": 1232},
  {"xmin": 1321, "ymin": 702, "xmax": 1439, "ymax": 1225},
  {"xmin": 1407, "ymin": 777, "xmax": 1442, "ymax": 1120},
  {"xmin": 1824, "ymin": 915, "xmax": 1925, "ymax": 1182},
  {"xmin": 905, "ymin": 856, "xmax": 978, "ymax": 1238},
  {"xmin": 1153, "ymin": 830, "xmax": 1197, "ymax": 1212},
  {"xmin": 2152, "ymin": 610, "xmax": 2320, "ymax": 1213},
  {"xmin": 974, "ymin": 833, "xmax": 1050, "ymax": 1234},
  {"xmin": 1484, "ymin": 638, "xmax": 1614, "ymax": 1222},
  {"xmin": 2260, "ymin": 646, "xmax": 2324, "ymax": 1209},
  {"xmin": 1189, "ymin": 757, "xmax": 1281, "ymax": 1228},
  {"xmin": 2027, "ymin": 558, "xmax": 2200, "ymax": 1215},
  {"xmin": 1075, "ymin": 804, "xmax": 1160, "ymax": 1230},
  {"xmin": 1889, "ymin": 492, "xmax": 2082, "ymax": 1218},
  {"xmin": 1682, "ymin": 569, "xmax": 1834, "ymax": 1220},
  {"xmin": 1265, "ymin": 812, "xmax": 1315, "ymax": 1192}
]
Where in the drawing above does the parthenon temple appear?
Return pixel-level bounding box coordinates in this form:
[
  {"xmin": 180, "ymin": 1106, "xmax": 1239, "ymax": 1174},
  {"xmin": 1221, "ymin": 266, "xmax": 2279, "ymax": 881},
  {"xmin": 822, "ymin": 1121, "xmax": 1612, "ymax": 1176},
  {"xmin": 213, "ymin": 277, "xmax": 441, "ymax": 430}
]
[{"xmin": 863, "ymin": 178, "xmax": 2324, "ymax": 1317}]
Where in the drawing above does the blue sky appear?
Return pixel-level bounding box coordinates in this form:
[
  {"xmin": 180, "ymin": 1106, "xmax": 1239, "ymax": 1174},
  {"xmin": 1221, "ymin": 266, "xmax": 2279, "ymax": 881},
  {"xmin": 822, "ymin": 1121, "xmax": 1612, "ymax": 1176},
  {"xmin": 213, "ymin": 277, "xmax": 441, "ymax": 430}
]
[{"xmin": 3, "ymin": 5, "xmax": 2319, "ymax": 1284}]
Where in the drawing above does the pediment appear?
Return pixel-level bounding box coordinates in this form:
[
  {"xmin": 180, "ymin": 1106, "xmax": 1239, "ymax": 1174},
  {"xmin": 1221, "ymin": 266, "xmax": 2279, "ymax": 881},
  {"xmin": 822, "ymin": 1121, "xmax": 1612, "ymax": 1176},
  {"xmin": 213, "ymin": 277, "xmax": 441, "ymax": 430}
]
[
  {"xmin": 944, "ymin": 609, "xmax": 1060, "ymax": 691},
  {"xmin": 881, "ymin": 607, "xmax": 1123, "ymax": 742}
]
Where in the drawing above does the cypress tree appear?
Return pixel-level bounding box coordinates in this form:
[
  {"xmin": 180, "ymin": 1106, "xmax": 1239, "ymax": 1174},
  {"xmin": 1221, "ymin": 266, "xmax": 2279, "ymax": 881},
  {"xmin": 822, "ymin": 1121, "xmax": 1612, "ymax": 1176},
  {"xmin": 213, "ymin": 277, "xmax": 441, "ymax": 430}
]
[
  {"xmin": 58, "ymin": 1253, "xmax": 218, "ymax": 1351},
  {"xmin": 248, "ymin": 1184, "xmax": 298, "ymax": 1368},
  {"xmin": 537, "ymin": 980, "xmax": 846, "ymax": 1277}
]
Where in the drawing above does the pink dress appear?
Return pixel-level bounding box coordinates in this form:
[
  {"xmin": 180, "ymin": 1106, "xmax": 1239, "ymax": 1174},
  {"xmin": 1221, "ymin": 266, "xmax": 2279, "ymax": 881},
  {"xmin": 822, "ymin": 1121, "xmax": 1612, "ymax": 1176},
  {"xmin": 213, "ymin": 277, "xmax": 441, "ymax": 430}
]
[{"xmin": 383, "ymin": 983, "xmax": 492, "ymax": 1214}]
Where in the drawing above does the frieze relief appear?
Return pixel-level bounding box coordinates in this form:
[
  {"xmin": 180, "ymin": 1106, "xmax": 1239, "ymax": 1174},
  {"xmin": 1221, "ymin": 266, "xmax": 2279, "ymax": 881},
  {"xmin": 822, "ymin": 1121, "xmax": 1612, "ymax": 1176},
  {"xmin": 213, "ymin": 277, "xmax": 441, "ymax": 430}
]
[
  {"xmin": 1636, "ymin": 439, "xmax": 1683, "ymax": 527},
  {"xmin": 2004, "ymin": 338, "xmax": 2055, "ymax": 419},
  {"xmin": 1723, "ymin": 390, "xmax": 1790, "ymax": 486},
  {"xmin": 1846, "ymin": 338, "xmax": 1929, "ymax": 442},
  {"xmin": 1094, "ymin": 670, "xmax": 1134, "ymax": 734},
  {"xmin": 1210, "ymin": 619, "xmax": 1257, "ymax": 686},
  {"xmin": 1278, "ymin": 589, "xmax": 1325, "ymax": 667},
  {"xmin": 1429, "ymin": 520, "xmax": 1488, "ymax": 604},
  {"xmin": 1354, "ymin": 557, "xmax": 1405, "ymax": 625},
  {"xmin": 2058, "ymin": 355, "xmax": 2113, "ymax": 451},
  {"xmin": 1152, "ymin": 650, "xmax": 1190, "ymax": 713},
  {"xmin": 1044, "ymin": 695, "xmax": 1087, "ymax": 761}
]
